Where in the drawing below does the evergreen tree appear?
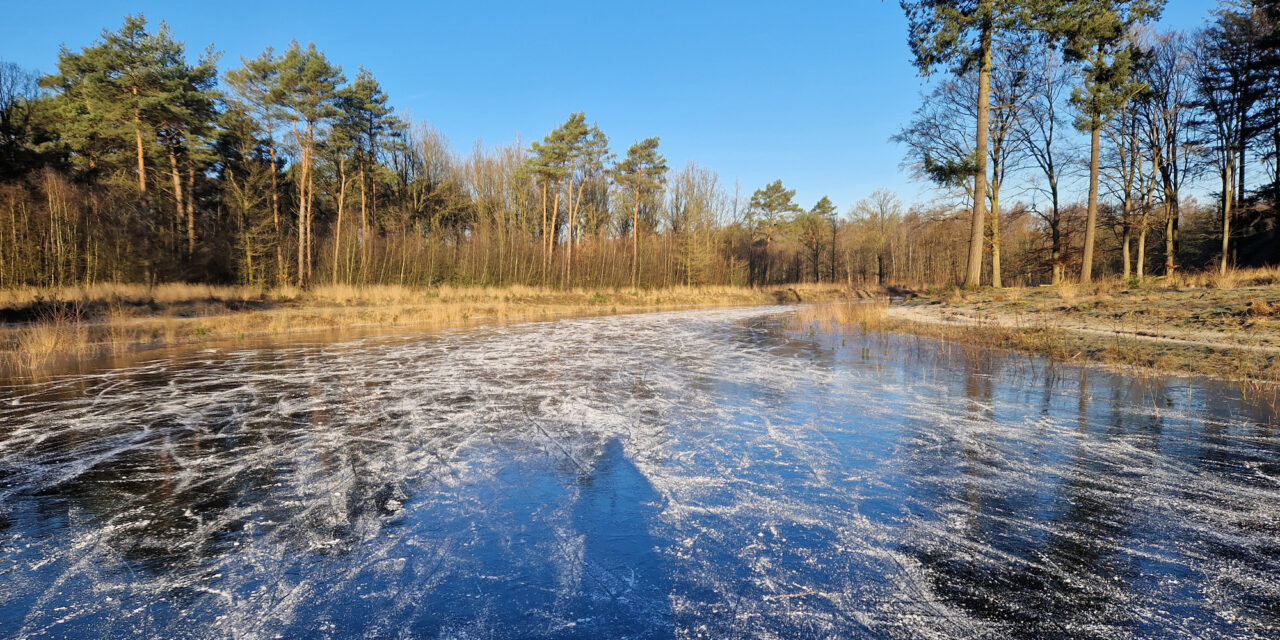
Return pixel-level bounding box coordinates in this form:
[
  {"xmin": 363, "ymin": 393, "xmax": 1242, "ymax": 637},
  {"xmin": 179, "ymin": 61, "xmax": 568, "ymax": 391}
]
[
  {"xmin": 337, "ymin": 67, "xmax": 402, "ymax": 279},
  {"xmin": 276, "ymin": 41, "xmax": 344, "ymax": 287},
  {"xmin": 225, "ymin": 48, "xmax": 287, "ymax": 284},
  {"xmin": 153, "ymin": 44, "xmax": 219, "ymax": 258},
  {"xmin": 41, "ymin": 14, "xmax": 216, "ymax": 279},
  {"xmin": 214, "ymin": 105, "xmax": 274, "ymax": 285},
  {"xmin": 1194, "ymin": 3, "xmax": 1274, "ymax": 273},
  {"xmin": 1043, "ymin": 0, "xmax": 1164, "ymax": 283},
  {"xmin": 565, "ymin": 118, "xmax": 610, "ymax": 282},
  {"xmin": 810, "ymin": 194, "xmax": 840, "ymax": 281},
  {"xmin": 612, "ymin": 137, "xmax": 668, "ymax": 288},
  {"xmin": 745, "ymin": 179, "xmax": 800, "ymax": 284},
  {"xmin": 525, "ymin": 116, "xmax": 576, "ymax": 281},
  {"xmin": 900, "ymin": 0, "xmax": 1037, "ymax": 288}
]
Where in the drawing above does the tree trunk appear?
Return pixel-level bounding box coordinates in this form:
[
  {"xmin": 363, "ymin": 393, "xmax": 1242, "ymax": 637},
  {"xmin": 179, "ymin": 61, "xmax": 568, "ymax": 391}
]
[
  {"xmin": 332, "ymin": 156, "xmax": 347, "ymax": 285},
  {"xmin": 1050, "ymin": 217, "xmax": 1062, "ymax": 285},
  {"xmin": 548, "ymin": 179, "xmax": 562, "ymax": 284},
  {"xmin": 186, "ymin": 160, "xmax": 196, "ymax": 258},
  {"xmin": 296, "ymin": 120, "xmax": 308, "ymax": 288},
  {"xmin": 1137, "ymin": 225, "xmax": 1147, "ymax": 282},
  {"xmin": 134, "ymin": 109, "xmax": 149, "ymax": 213},
  {"xmin": 567, "ymin": 179, "xmax": 586, "ymax": 284},
  {"xmin": 631, "ymin": 185, "xmax": 641, "ymax": 289},
  {"xmin": 267, "ymin": 123, "xmax": 285, "ymax": 286},
  {"xmin": 964, "ymin": 23, "xmax": 992, "ymax": 289},
  {"xmin": 167, "ymin": 141, "xmax": 185, "ymax": 256},
  {"xmin": 1082, "ymin": 119, "xmax": 1101, "ymax": 284},
  {"xmin": 830, "ymin": 222, "xmax": 838, "ymax": 282},
  {"xmin": 359, "ymin": 163, "xmax": 368, "ymax": 281},
  {"xmin": 990, "ymin": 188, "xmax": 1002, "ymax": 289},
  {"xmin": 305, "ymin": 123, "xmax": 315, "ymax": 285},
  {"xmin": 539, "ymin": 179, "xmax": 548, "ymax": 284},
  {"xmin": 1221, "ymin": 161, "xmax": 1233, "ymax": 275},
  {"xmin": 1238, "ymin": 136, "xmax": 1246, "ymax": 212},
  {"xmin": 1121, "ymin": 221, "xmax": 1132, "ymax": 282}
]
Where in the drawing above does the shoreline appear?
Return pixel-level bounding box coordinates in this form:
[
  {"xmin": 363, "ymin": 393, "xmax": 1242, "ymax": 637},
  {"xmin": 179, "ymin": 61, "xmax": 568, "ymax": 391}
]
[
  {"xmin": 860, "ymin": 282, "xmax": 1280, "ymax": 386},
  {"xmin": 0, "ymin": 283, "xmax": 855, "ymax": 376}
]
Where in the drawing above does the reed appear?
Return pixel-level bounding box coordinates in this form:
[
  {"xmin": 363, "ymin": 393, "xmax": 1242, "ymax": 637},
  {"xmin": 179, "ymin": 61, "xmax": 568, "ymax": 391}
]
[{"xmin": 0, "ymin": 283, "xmax": 852, "ymax": 374}]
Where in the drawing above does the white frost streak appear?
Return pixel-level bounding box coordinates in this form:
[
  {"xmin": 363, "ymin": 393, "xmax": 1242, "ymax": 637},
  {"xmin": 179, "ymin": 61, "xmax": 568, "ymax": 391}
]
[{"xmin": 0, "ymin": 306, "xmax": 1276, "ymax": 639}]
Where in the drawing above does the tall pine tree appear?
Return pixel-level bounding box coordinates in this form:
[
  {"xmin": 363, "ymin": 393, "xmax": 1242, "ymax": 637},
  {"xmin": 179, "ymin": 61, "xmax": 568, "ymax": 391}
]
[
  {"xmin": 1043, "ymin": 0, "xmax": 1163, "ymax": 283},
  {"xmin": 900, "ymin": 0, "xmax": 1037, "ymax": 288},
  {"xmin": 612, "ymin": 137, "xmax": 668, "ymax": 288}
]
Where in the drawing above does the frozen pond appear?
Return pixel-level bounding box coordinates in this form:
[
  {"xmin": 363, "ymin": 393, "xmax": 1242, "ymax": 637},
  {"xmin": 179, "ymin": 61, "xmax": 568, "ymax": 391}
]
[{"xmin": 1, "ymin": 306, "xmax": 1278, "ymax": 639}]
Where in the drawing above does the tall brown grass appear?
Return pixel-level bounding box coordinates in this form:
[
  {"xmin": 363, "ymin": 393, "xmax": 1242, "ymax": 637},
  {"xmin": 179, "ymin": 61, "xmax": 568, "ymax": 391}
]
[
  {"xmin": 1164, "ymin": 265, "xmax": 1280, "ymax": 290},
  {"xmin": 0, "ymin": 282, "xmax": 853, "ymax": 375},
  {"xmin": 12, "ymin": 306, "xmax": 90, "ymax": 371},
  {"xmin": 792, "ymin": 301, "xmax": 888, "ymax": 334}
]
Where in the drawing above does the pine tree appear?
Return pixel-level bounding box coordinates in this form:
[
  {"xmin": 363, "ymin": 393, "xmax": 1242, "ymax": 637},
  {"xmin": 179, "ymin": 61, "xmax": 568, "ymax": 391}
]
[
  {"xmin": 214, "ymin": 105, "xmax": 274, "ymax": 285},
  {"xmin": 41, "ymin": 14, "xmax": 216, "ymax": 279},
  {"xmin": 611, "ymin": 137, "xmax": 668, "ymax": 288},
  {"xmin": 565, "ymin": 118, "xmax": 610, "ymax": 283},
  {"xmin": 810, "ymin": 195, "xmax": 840, "ymax": 281},
  {"xmin": 1043, "ymin": 0, "xmax": 1164, "ymax": 282},
  {"xmin": 525, "ymin": 118, "xmax": 574, "ymax": 282},
  {"xmin": 153, "ymin": 44, "xmax": 218, "ymax": 258},
  {"xmin": 1194, "ymin": 3, "xmax": 1273, "ymax": 274},
  {"xmin": 337, "ymin": 67, "xmax": 401, "ymax": 280},
  {"xmin": 745, "ymin": 179, "xmax": 800, "ymax": 285},
  {"xmin": 900, "ymin": 0, "xmax": 1037, "ymax": 288},
  {"xmin": 276, "ymin": 41, "xmax": 344, "ymax": 287},
  {"xmin": 226, "ymin": 48, "xmax": 288, "ymax": 284}
]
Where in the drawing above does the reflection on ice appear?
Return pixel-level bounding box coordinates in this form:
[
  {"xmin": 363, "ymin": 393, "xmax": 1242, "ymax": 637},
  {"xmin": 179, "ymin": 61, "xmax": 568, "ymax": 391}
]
[{"xmin": 0, "ymin": 306, "xmax": 1277, "ymax": 639}]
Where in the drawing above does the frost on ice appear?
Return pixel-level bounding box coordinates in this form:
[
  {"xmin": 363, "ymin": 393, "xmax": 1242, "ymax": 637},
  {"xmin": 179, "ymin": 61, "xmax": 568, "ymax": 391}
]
[{"xmin": 0, "ymin": 306, "xmax": 1277, "ymax": 639}]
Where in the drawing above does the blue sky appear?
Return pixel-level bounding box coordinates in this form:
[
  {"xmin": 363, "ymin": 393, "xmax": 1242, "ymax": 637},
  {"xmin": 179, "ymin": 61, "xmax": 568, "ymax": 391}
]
[{"xmin": 5, "ymin": 1, "xmax": 1221, "ymax": 212}]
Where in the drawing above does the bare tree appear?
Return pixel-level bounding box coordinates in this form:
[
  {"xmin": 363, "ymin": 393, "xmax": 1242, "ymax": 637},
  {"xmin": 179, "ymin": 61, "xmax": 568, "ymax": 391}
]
[{"xmin": 1018, "ymin": 45, "xmax": 1078, "ymax": 284}]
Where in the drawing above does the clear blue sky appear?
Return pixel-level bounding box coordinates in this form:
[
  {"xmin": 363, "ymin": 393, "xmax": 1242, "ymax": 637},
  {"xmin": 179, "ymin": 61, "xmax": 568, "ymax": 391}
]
[{"xmin": 4, "ymin": 0, "xmax": 1221, "ymax": 213}]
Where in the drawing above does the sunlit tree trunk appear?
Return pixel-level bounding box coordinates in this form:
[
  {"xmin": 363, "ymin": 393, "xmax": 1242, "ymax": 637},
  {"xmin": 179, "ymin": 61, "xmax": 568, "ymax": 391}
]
[
  {"xmin": 332, "ymin": 156, "xmax": 347, "ymax": 284},
  {"xmin": 964, "ymin": 22, "xmax": 992, "ymax": 288},
  {"xmin": 167, "ymin": 141, "xmax": 185, "ymax": 256},
  {"xmin": 185, "ymin": 158, "xmax": 196, "ymax": 257},
  {"xmin": 1082, "ymin": 118, "xmax": 1101, "ymax": 283},
  {"xmin": 266, "ymin": 122, "xmax": 285, "ymax": 286},
  {"xmin": 631, "ymin": 184, "xmax": 641, "ymax": 289},
  {"xmin": 1220, "ymin": 161, "xmax": 1233, "ymax": 275}
]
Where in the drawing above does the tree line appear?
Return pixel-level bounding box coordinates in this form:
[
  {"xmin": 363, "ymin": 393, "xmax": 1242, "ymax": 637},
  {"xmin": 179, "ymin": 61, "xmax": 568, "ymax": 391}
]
[
  {"xmin": 1, "ymin": 4, "xmax": 1276, "ymax": 292},
  {"xmin": 896, "ymin": 0, "xmax": 1280, "ymax": 288},
  {"xmin": 0, "ymin": 15, "xmax": 863, "ymax": 291}
]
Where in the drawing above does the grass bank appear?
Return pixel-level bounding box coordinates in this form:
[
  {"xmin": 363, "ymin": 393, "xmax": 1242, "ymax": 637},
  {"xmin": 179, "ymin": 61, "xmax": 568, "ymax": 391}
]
[
  {"xmin": 0, "ymin": 282, "xmax": 851, "ymax": 374},
  {"xmin": 798, "ymin": 267, "xmax": 1280, "ymax": 387}
]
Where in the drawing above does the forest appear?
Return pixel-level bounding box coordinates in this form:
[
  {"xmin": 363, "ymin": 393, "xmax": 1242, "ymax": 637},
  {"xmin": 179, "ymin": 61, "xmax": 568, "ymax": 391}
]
[{"xmin": 0, "ymin": 1, "xmax": 1277, "ymax": 292}]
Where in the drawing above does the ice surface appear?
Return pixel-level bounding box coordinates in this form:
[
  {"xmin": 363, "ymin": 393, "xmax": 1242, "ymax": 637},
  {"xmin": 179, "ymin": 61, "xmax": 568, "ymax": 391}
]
[{"xmin": 0, "ymin": 306, "xmax": 1277, "ymax": 639}]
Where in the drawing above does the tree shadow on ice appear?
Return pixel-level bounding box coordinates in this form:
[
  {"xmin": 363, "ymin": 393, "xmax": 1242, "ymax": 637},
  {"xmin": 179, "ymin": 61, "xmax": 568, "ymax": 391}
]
[{"xmin": 568, "ymin": 437, "xmax": 674, "ymax": 639}]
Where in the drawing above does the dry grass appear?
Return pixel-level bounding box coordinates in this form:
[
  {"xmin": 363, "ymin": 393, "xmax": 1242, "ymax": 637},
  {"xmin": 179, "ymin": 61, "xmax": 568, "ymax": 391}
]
[
  {"xmin": 1158, "ymin": 265, "xmax": 1280, "ymax": 290},
  {"xmin": 792, "ymin": 301, "xmax": 888, "ymax": 335},
  {"xmin": 1247, "ymin": 299, "xmax": 1274, "ymax": 317},
  {"xmin": 884, "ymin": 265, "xmax": 1280, "ymax": 383},
  {"xmin": 1208, "ymin": 269, "xmax": 1243, "ymax": 290},
  {"xmin": 942, "ymin": 288, "xmax": 968, "ymax": 305},
  {"xmin": 0, "ymin": 282, "xmax": 854, "ymax": 375},
  {"xmin": 0, "ymin": 283, "xmax": 263, "ymax": 308},
  {"xmin": 15, "ymin": 311, "xmax": 90, "ymax": 371}
]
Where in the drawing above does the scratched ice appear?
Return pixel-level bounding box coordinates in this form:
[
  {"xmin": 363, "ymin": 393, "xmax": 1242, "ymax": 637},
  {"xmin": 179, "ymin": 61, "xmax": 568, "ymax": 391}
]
[{"xmin": 0, "ymin": 306, "xmax": 1277, "ymax": 639}]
